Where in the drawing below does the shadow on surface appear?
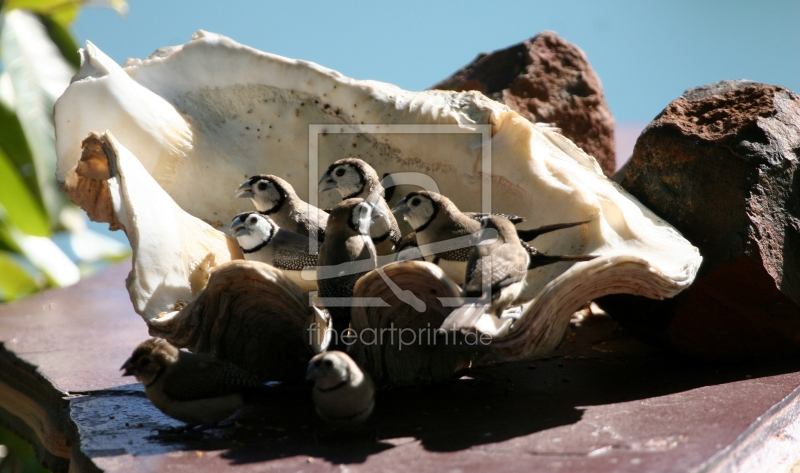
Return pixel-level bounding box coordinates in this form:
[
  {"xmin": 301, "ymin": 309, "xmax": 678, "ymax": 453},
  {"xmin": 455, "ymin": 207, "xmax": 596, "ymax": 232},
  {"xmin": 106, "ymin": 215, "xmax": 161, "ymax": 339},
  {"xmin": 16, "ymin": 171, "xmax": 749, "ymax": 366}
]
[{"xmin": 71, "ymin": 314, "xmax": 800, "ymax": 466}]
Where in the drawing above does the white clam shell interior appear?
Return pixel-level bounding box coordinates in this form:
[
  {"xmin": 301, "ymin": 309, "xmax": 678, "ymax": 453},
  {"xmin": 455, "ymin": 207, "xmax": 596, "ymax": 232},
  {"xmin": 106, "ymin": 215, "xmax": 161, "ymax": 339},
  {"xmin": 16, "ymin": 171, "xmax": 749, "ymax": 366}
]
[{"xmin": 54, "ymin": 31, "xmax": 701, "ymax": 359}]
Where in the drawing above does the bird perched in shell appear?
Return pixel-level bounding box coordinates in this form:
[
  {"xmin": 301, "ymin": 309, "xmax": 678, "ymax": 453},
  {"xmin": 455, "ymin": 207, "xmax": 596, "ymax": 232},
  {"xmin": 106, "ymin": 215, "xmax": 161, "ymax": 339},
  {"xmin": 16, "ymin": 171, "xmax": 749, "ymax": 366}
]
[
  {"xmin": 391, "ymin": 191, "xmax": 595, "ymax": 284},
  {"xmin": 317, "ymin": 198, "xmax": 385, "ymax": 343},
  {"xmin": 237, "ymin": 174, "xmax": 328, "ymax": 241},
  {"xmin": 306, "ymin": 351, "xmax": 375, "ymax": 425},
  {"xmin": 231, "ymin": 211, "xmax": 318, "ymax": 292},
  {"xmin": 443, "ymin": 217, "xmax": 531, "ymax": 333},
  {"xmin": 318, "ymin": 158, "xmax": 401, "ymax": 255},
  {"xmin": 120, "ymin": 338, "xmax": 262, "ymax": 429},
  {"xmin": 464, "ymin": 216, "xmax": 530, "ymax": 316}
]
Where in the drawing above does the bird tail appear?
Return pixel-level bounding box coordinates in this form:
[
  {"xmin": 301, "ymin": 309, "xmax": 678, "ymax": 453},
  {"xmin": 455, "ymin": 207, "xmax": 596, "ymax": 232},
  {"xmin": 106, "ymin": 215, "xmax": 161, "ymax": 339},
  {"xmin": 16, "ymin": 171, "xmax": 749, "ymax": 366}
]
[
  {"xmin": 527, "ymin": 251, "xmax": 599, "ymax": 270},
  {"xmin": 516, "ymin": 220, "xmax": 591, "ymax": 242}
]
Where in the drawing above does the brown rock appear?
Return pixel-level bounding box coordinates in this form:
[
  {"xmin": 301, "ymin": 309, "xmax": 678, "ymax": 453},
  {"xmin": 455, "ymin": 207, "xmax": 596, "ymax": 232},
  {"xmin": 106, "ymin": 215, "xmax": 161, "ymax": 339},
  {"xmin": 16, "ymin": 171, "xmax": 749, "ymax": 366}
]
[
  {"xmin": 432, "ymin": 31, "xmax": 616, "ymax": 176},
  {"xmin": 599, "ymin": 80, "xmax": 800, "ymax": 358}
]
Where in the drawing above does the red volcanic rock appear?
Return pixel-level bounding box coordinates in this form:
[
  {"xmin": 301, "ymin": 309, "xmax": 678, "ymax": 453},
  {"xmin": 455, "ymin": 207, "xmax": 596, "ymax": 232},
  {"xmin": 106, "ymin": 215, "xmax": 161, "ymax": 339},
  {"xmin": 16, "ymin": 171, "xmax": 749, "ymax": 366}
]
[
  {"xmin": 600, "ymin": 80, "xmax": 800, "ymax": 358},
  {"xmin": 432, "ymin": 31, "xmax": 616, "ymax": 176}
]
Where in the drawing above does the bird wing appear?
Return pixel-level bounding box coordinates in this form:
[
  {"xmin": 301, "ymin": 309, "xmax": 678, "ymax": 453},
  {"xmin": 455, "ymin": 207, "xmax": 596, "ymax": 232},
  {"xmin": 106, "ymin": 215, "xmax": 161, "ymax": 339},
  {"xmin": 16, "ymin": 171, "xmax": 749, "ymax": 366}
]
[
  {"xmin": 396, "ymin": 232, "xmax": 418, "ymax": 252},
  {"xmin": 521, "ymin": 241, "xmax": 598, "ymax": 270},
  {"xmin": 464, "ymin": 243, "xmax": 528, "ymax": 298},
  {"xmin": 271, "ymin": 230, "xmax": 319, "ymax": 270},
  {"xmin": 516, "ymin": 220, "xmax": 590, "ymax": 242},
  {"xmin": 465, "ymin": 212, "xmax": 526, "ymax": 225},
  {"xmin": 291, "ymin": 206, "xmax": 327, "ymax": 242},
  {"xmin": 162, "ymin": 352, "xmax": 261, "ymax": 401}
]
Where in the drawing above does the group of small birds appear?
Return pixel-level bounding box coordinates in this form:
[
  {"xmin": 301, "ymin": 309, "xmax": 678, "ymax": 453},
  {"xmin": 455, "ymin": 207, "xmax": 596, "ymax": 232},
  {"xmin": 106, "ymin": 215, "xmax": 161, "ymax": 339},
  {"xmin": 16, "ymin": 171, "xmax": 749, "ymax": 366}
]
[{"xmin": 121, "ymin": 157, "xmax": 596, "ymax": 434}]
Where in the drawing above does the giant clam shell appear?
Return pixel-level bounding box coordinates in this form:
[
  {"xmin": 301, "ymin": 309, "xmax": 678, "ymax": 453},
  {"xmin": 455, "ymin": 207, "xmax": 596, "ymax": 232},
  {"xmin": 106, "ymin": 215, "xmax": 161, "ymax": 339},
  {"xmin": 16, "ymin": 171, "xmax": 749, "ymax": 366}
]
[{"xmin": 55, "ymin": 31, "xmax": 701, "ymax": 362}]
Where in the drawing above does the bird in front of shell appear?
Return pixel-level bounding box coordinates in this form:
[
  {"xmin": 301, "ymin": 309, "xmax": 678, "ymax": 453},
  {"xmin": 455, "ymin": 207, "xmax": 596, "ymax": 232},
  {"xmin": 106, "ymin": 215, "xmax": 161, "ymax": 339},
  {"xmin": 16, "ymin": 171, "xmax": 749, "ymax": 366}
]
[
  {"xmin": 120, "ymin": 338, "xmax": 263, "ymax": 431},
  {"xmin": 306, "ymin": 351, "xmax": 375, "ymax": 426},
  {"xmin": 317, "ymin": 198, "xmax": 387, "ymax": 345},
  {"xmin": 391, "ymin": 191, "xmax": 596, "ymax": 284},
  {"xmin": 231, "ymin": 211, "xmax": 318, "ymax": 292},
  {"xmin": 318, "ymin": 157, "xmax": 401, "ymax": 256},
  {"xmin": 236, "ymin": 174, "xmax": 328, "ymax": 241}
]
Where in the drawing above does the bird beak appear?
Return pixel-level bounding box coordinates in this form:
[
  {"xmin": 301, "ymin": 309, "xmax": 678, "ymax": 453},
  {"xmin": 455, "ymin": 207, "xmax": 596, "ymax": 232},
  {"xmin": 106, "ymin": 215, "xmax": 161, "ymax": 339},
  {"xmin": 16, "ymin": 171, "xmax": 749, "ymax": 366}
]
[
  {"xmin": 391, "ymin": 197, "xmax": 410, "ymax": 216},
  {"xmin": 318, "ymin": 170, "xmax": 337, "ymax": 193},
  {"xmin": 236, "ymin": 181, "xmax": 254, "ymax": 199},
  {"xmin": 230, "ymin": 218, "xmax": 247, "ymax": 237},
  {"xmin": 120, "ymin": 358, "xmax": 136, "ymax": 377},
  {"xmin": 305, "ymin": 362, "xmax": 323, "ymax": 380}
]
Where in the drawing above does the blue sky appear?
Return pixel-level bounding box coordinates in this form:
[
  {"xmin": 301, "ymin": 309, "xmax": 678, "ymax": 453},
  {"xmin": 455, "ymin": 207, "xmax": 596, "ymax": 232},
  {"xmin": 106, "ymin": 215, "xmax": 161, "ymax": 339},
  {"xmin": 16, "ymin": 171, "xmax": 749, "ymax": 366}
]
[{"xmin": 73, "ymin": 1, "xmax": 799, "ymax": 123}]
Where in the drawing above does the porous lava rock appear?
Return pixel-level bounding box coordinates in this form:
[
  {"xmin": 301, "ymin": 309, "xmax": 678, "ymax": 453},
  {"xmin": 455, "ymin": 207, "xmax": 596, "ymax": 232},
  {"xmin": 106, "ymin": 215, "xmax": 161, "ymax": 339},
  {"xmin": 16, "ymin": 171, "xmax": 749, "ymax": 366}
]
[
  {"xmin": 600, "ymin": 80, "xmax": 800, "ymax": 358},
  {"xmin": 432, "ymin": 31, "xmax": 616, "ymax": 176}
]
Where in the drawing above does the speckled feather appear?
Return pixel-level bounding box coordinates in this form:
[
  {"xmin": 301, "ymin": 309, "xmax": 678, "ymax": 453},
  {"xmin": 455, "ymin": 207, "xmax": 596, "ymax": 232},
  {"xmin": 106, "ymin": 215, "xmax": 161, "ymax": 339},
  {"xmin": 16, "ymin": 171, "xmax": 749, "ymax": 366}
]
[{"xmin": 160, "ymin": 351, "xmax": 263, "ymax": 402}]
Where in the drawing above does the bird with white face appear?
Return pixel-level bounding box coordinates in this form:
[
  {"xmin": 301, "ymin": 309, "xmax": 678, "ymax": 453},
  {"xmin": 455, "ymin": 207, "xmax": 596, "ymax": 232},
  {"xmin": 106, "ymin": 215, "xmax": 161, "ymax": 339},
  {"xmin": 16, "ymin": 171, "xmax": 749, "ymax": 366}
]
[
  {"xmin": 236, "ymin": 174, "xmax": 328, "ymax": 241},
  {"xmin": 318, "ymin": 158, "xmax": 401, "ymax": 255},
  {"xmin": 392, "ymin": 191, "xmax": 597, "ymax": 284},
  {"xmin": 231, "ymin": 211, "xmax": 318, "ymax": 292},
  {"xmin": 391, "ymin": 191, "xmax": 480, "ymax": 284},
  {"xmin": 120, "ymin": 338, "xmax": 262, "ymax": 430},
  {"xmin": 306, "ymin": 351, "xmax": 375, "ymax": 425}
]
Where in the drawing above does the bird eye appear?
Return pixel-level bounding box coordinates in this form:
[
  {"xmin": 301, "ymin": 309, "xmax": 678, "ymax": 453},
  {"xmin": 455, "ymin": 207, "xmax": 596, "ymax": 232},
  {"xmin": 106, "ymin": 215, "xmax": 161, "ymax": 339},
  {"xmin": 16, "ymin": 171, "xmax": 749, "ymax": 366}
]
[
  {"xmin": 335, "ymin": 168, "xmax": 345, "ymax": 177},
  {"xmin": 140, "ymin": 358, "xmax": 150, "ymax": 367},
  {"xmin": 323, "ymin": 359, "xmax": 333, "ymax": 368},
  {"xmin": 258, "ymin": 182, "xmax": 268, "ymax": 191},
  {"xmin": 249, "ymin": 217, "xmax": 257, "ymax": 224},
  {"xmin": 410, "ymin": 198, "xmax": 420, "ymax": 206}
]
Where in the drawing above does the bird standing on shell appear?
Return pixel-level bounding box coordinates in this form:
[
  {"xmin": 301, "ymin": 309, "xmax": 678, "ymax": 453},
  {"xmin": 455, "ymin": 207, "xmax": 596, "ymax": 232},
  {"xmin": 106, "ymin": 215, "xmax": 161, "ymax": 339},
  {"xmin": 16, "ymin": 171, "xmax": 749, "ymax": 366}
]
[
  {"xmin": 120, "ymin": 338, "xmax": 262, "ymax": 430},
  {"xmin": 306, "ymin": 351, "xmax": 375, "ymax": 425},
  {"xmin": 465, "ymin": 216, "xmax": 530, "ymax": 314},
  {"xmin": 231, "ymin": 211, "xmax": 318, "ymax": 291},
  {"xmin": 443, "ymin": 216, "xmax": 531, "ymax": 332},
  {"xmin": 318, "ymin": 158, "xmax": 401, "ymax": 255},
  {"xmin": 237, "ymin": 174, "xmax": 328, "ymax": 241},
  {"xmin": 391, "ymin": 191, "xmax": 595, "ymax": 284},
  {"xmin": 317, "ymin": 198, "xmax": 386, "ymax": 342}
]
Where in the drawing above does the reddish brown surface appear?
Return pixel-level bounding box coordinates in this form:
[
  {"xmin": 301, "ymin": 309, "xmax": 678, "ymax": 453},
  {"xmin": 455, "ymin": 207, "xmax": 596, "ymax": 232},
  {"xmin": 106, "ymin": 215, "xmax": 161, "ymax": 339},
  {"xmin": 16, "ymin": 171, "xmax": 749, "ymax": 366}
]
[
  {"xmin": 607, "ymin": 80, "xmax": 800, "ymax": 357},
  {"xmin": 2, "ymin": 262, "xmax": 800, "ymax": 472},
  {"xmin": 432, "ymin": 31, "xmax": 616, "ymax": 176},
  {"xmin": 667, "ymin": 256, "xmax": 800, "ymax": 358}
]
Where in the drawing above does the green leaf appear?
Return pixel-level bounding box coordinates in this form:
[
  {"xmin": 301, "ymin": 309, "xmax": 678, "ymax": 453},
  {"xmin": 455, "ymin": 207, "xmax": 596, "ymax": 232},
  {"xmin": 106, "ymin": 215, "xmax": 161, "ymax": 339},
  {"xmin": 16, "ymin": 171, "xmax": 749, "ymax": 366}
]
[
  {"xmin": 0, "ymin": 250, "xmax": 39, "ymax": 300},
  {"xmin": 0, "ymin": 99, "xmax": 41, "ymax": 207},
  {"xmin": 4, "ymin": 0, "xmax": 79, "ymax": 26},
  {"xmin": 1, "ymin": 9, "xmax": 76, "ymax": 225},
  {"xmin": 4, "ymin": 223, "xmax": 80, "ymax": 287},
  {"xmin": 0, "ymin": 146, "xmax": 49, "ymax": 236}
]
